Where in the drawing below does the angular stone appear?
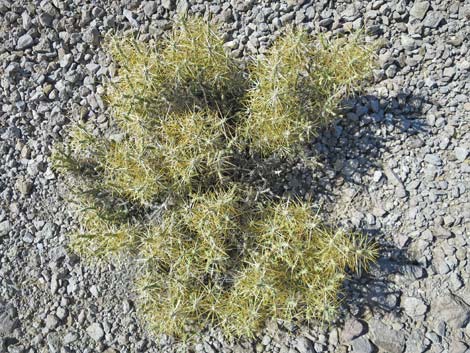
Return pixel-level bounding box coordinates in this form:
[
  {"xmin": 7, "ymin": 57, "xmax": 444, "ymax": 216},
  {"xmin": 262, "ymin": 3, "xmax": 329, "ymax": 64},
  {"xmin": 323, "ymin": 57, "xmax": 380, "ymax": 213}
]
[
  {"xmin": 123, "ymin": 9, "xmax": 138, "ymax": 27},
  {"xmin": 63, "ymin": 332, "xmax": 77, "ymax": 345},
  {"xmin": 0, "ymin": 220, "xmax": 11, "ymax": 237},
  {"xmin": 177, "ymin": 0, "xmax": 189, "ymax": 14},
  {"xmin": 431, "ymin": 293, "xmax": 470, "ymax": 329},
  {"xmin": 405, "ymin": 329, "xmax": 429, "ymax": 353},
  {"xmin": 161, "ymin": 0, "xmax": 175, "ymax": 10},
  {"xmin": 369, "ymin": 319, "xmax": 405, "ymax": 353},
  {"xmin": 45, "ymin": 314, "xmax": 59, "ymax": 330},
  {"xmin": 39, "ymin": 12, "xmax": 53, "ymax": 27},
  {"xmin": 341, "ymin": 318, "xmax": 365, "ymax": 343},
  {"xmin": 0, "ymin": 304, "xmax": 20, "ymax": 335},
  {"xmin": 56, "ymin": 307, "xmax": 67, "ymax": 321},
  {"xmin": 424, "ymin": 154, "xmax": 442, "ymax": 166},
  {"xmin": 450, "ymin": 341, "xmax": 468, "ymax": 353},
  {"xmin": 402, "ymin": 296, "xmax": 428, "ymax": 317},
  {"xmin": 443, "ymin": 67, "xmax": 456, "ymax": 78},
  {"xmin": 351, "ymin": 336, "xmax": 374, "ymax": 353},
  {"xmin": 16, "ymin": 34, "xmax": 34, "ymax": 50},
  {"xmin": 83, "ymin": 27, "xmax": 100, "ymax": 45},
  {"xmin": 15, "ymin": 177, "xmax": 33, "ymax": 195},
  {"xmin": 86, "ymin": 322, "xmax": 104, "ymax": 341},
  {"xmin": 401, "ymin": 34, "xmax": 418, "ymax": 51},
  {"xmin": 423, "ymin": 11, "xmax": 444, "ymax": 28},
  {"xmin": 410, "ymin": 1, "xmax": 430, "ymax": 19},
  {"xmin": 295, "ymin": 337, "xmax": 314, "ymax": 353},
  {"xmin": 454, "ymin": 147, "xmax": 468, "ymax": 162},
  {"xmin": 143, "ymin": 1, "xmax": 158, "ymax": 17}
]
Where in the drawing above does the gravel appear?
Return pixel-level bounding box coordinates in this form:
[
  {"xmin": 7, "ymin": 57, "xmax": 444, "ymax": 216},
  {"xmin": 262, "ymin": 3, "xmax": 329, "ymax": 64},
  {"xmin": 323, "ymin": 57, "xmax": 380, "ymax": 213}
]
[{"xmin": 0, "ymin": 0, "xmax": 469, "ymax": 352}]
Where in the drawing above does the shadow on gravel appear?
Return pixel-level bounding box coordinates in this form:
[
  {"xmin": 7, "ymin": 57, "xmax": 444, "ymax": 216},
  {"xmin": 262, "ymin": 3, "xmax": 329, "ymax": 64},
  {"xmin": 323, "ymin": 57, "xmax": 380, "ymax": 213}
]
[
  {"xmin": 314, "ymin": 91, "xmax": 427, "ymax": 319},
  {"xmin": 342, "ymin": 237, "xmax": 425, "ymax": 315},
  {"xmin": 259, "ymin": 91, "xmax": 428, "ymax": 322},
  {"xmin": 313, "ymin": 92, "xmax": 427, "ymax": 187},
  {"xmin": 251, "ymin": 91, "xmax": 427, "ymax": 199}
]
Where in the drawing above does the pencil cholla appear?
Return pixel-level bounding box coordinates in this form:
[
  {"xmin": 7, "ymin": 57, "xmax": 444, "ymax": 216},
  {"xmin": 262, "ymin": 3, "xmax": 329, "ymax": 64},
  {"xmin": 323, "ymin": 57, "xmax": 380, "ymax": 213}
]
[{"xmin": 52, "ymin": 18, "xmax": 377, "ymax": 340}]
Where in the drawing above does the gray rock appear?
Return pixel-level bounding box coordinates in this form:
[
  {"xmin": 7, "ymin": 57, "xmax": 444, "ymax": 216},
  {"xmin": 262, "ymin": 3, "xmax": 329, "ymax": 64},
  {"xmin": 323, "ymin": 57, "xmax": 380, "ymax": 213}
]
[
  {"xmin": 47, "ymin": 333, "xmax": 61, "ymax": 353},
  {"xmin": 0, "ymin": 304, "xmax": 20, "ymax": 335},
  {"xmin": 50, "ymin": 274, "xmax": 58, "ymax": 294},
  {"xmin": 319, "ymin": 18, "xmax": 333, "ymax": 27},
  {"xmin": 5, "ymin": 62, "xmax": 20, "ymax": 77},
  {"xmin": 410, "ymin": 1, "xmax": 430, "ymax": 20},
  {"xmin": 39, "ymin": 12, "xmax": 53, "ymax": 27},
  {"xmin": 424, "ymin": 154, "xmax": 442, "ymax": 166},
  {"xmin": 372, "ymin": 170, "xmax": 382, "ymax": 182},
  {"xmin": 38, "ymin": 222, "xmax": 57, "ymax": 239},
  {"xmin": 0, "ymin": 220, "xmax": 11, "ymax": 237},
  {"xmin": 351, "ymin": 336, "xmax": 374, "ymax": 353},
  {"xmin": 0, "ymin": 0, "xmax": 9, "ymax": 14},
  {"xmin": 86, "ymin": 322, "xmax": 104, "ymax": 341},
  {"xmin": 143, "ymin": 1, "xmax": 158, "ymax": 17},
  {"xmin": 16, "ymin": 34, "xmax": 34, "ymax": 50},
  {"xmin": 401, "ymin": 264, "xmax": 425, "ymax": 280},
  {"xmin": 431, "ymin": 293, "xmax": 470, "ymax": 329},
  {"xmin": 454, "ymin": 147, "xmax": 468, "ymax": 162},
  {"xmin": 63, "ymin": 332, "xmax": 77, "ymax": 345},
  {"xmin": 83, "ymin": 27, "xmax": 100, "ymax": 46},
  {"xmin": 15, "ymin": 177, "xmax": 33, "ymax": 195},
  {"xmin": 369, "ymin": 319, "xmax": 405, "ymax": 353},
  {"xmin": 401, "ymin": 35, "xmax": 418, "ymax": 51},
  {"xmin": 402, "ymin": 296, "xmax": 427, "ymax": 317},
  {"xmin": 404, "ymin": 329, "xmax": 429, "ymax": 353},
  {"xmin": 176, "ymin": 0, "xmax": 189, "ymax": 14},
  {"xmin": 385, "ymin": 64, "xmax": 398, "ymax": 78},
  {"xmin": 45, "ymin": 314, "xmax": 59, "ymax": 330},
  {"xmin": 22, "ymin": 12, "xmax": 32, "ymax": 30},
  {"xmin": 60, "ymin": 54, "xmax": 73, "ymax": 69},
  {"xmin": 450, "ymin": 272, "xmax": 463, "ymax": 291},
  {"xmin": 423, "ymin": 11, "xmax": 444, "ymax": 28},
  {"xmin": 341, "ymin": 318, "xmax": 365, "ymax": 343},
  {"xmin": 56, "ymin": 307, "xmax": 67, "ymax": 321},
  {"xmin": 450, "ymin": 341, "xmax": 468, "ymax": 353},
  {"xmin": 295, "ymin": 336, "xmax": 314, "ymax": 353},
  {"xmin": 123, "ymin": 9, "xmax": 139, "ymax": 27},
  {"xmin": 161, "ymin": 0, "xmax": 175, "ymax": 10},
  {"xmin": 103, "ymin": 348, "xmax": 118, "ymax": 353},
  {"xmin": 443, "ymin": 67, "xmax": 456, "ymax": 78}
]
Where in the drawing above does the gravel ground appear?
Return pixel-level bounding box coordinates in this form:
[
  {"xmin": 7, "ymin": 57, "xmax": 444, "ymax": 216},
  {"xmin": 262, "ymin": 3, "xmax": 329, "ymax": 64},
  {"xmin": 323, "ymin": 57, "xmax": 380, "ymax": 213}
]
[{"xmin": 1, "ymin": 0, "xmax": 469, "ymax": 352}]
